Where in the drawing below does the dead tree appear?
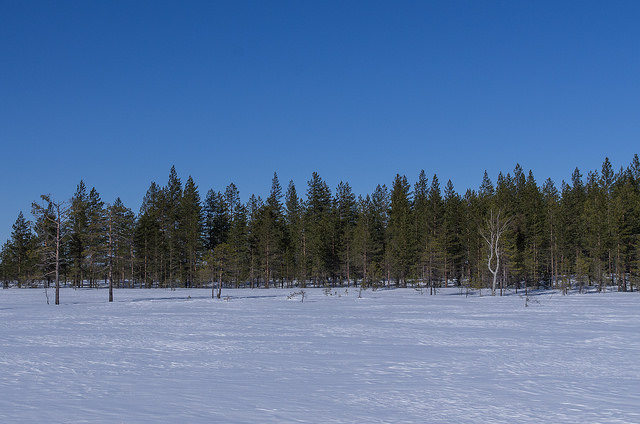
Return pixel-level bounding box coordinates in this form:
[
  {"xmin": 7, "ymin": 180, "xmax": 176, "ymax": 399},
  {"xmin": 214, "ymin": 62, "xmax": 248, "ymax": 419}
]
[
  {"xmin": 32, "ymin": 195, "xmax": 69, "ymax": 305},
  {"xmin": 480, "ymin": 209, "xmax": 511, "ymax": 296}
]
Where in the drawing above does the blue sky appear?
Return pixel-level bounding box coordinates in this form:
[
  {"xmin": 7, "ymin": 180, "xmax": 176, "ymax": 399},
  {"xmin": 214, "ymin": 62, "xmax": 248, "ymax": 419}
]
[{"xmin": 1, "ymin": 0, "xmax": 639, "ymax": 243}]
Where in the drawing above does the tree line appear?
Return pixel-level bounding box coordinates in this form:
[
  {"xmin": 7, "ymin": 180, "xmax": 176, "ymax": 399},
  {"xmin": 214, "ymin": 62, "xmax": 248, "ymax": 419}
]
[{"xmin": 2, "ymin": 155, "xmax": 640, "ymax": 301}]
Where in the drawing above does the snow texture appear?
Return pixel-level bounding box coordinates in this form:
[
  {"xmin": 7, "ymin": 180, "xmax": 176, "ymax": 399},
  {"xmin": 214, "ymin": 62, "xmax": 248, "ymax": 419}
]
[{"xmin": 1, "ymin": 287, "xmax": 639, "ymax": 423}]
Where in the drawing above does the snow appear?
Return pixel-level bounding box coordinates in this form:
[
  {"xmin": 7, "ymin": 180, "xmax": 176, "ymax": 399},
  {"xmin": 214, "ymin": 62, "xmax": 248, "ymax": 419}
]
[{"xmin": 1, "ymin": 287, "xmax": 639, "ymax": 423}]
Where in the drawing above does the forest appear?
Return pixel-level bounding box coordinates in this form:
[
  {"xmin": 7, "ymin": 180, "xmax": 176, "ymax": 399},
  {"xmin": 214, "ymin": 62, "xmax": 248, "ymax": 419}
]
[{"xmin": 1, "ymin": 155, "xmax": 640, "ymax": 301}]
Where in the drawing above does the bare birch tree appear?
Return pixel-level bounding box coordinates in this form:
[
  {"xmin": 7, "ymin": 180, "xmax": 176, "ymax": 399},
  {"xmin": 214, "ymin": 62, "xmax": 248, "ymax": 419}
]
[
  {"xmin": 480, "ymin": 209, "xmax": 511, "ymax": 296},
  {"xmin": 32, "ymin": 195, "xmax": 69, "ymax": 305}
]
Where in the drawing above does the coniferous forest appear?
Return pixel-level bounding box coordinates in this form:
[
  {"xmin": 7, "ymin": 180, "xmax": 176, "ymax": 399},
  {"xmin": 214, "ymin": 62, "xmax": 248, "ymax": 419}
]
[{"xmin": 2, "ymin": 155, "xmax": 640, "ymax": 302}]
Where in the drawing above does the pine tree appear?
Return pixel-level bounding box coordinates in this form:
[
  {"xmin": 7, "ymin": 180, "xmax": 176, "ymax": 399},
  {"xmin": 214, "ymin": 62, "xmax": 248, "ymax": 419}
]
[
  {"xmin": 68, "ymin": 180, "xmax": 88, "ymax": 287},
  {"xmin": 388, "ymin": 174, "xmax": 413, "ymax": 286},
  {"xmin": 521, "ymin": 170, "xmax": 545, "ymax": 291},
  {"xmin": 600, "ymin": 158, "xmax": 616, "ymax": 288},
  {"xmin": 334, "ymin": 181, "xmax": 357, "ymax": 286},
  {"xmin": 426, "ymin": 174, "xmax": 443, "ymax": 293},
  {"xmin": 461, "ymin": 189, "xmax": 486, "ymax": 289},
  {"xmin": 86, "ymin": 187, "xmax": 107, "ymax": 288},
  {"xmin": 180, "ymin": 176, "xmax": 203, "ymax": 287},
  {"xmin": 203, "ymin": 189, "xmax": 230, "ymax": 251},
  {"xmin": 0, "ymin": 242, "xmax": 11, "ymax": 287},
  {"xmin": 305, "ymin": 172, "xmax": 333, "ymax": 285},
  {"xmin": 611, "ymin": 168, "xmax": 635, "ymax": 291},
  {"xmin": 256, "ymin": 173, "xmax": 286, "ymax": 288},
  {"xmin": 542, "ymin": 178, "xmax": 560, "ymax": 288},
  {"xmin": 508, "ymin": 166, "xmax": 526, "ymax": 288},
  {"xmin": 135, "ymin": 182, "xmax": 162, "ymax": 288},
  {"xmin": 583, "ymin": 170, "xmax": 608, "ymax": 289},
  {"xmin": 353, "ymin": 195, "xmax": 373, "ymax": 286},
  {"xmin": 443, "ymin": 180, "xmax": 464, "ymax": 287},
  {"xmin": 371, "ymin": 184, "xmax": 390, "ymax": 285},
  {"xmin": 7, "ymin": 211, "xmax": 35, "ymax": 287},
  {"xmin": 285, "ymin": 180, "xmax": 304, "ymax": 287},
  {"xmin": 246, "ymin": 194, "xmax": 263, "ymax": 288},
  {"xmin": 559, "ymin": 168, "xmax": 587, "ymax": 292},
  {"xmin": 479, "ymin": 170, "xmax": 495, "ymax": 199},
  {"xmin": 225, "ymin": 183, "xmax": 248, "ymax": 288},
  {"xmin": 413, "ymin": 171, "xmax": 429, "ymax": 285},
  {"xmin": 107, "ymin": 198, "xmax": 135, "ymax": 294},
  {"xmin": 163, "ymin": 166, "xmax": 183, "ymax": 287}
]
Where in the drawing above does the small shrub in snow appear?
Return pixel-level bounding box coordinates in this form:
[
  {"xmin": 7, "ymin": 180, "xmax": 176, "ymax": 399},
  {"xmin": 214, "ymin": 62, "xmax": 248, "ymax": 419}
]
[{"xmin": 287, "ymin": 290, "xmax": 306, "ymax": 302}]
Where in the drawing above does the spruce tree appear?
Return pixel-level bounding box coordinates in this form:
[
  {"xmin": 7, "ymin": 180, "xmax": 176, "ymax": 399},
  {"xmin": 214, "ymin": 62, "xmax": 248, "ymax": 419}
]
[
  {"xmin": 426, "ymin": 174, "xmax": 443, "ymax": 293},
  {"xmin": 600, "ymin": 158, "xmax": 616, "ymax": 287},
  {"xmin": 179, "ymin": 176, "xmax": 202, "ymax": 287},
  {"xmin": 163, "ymin": 166, "xmax": 183, "ymax": 287},
  {"xmin": 68, "ymin": 180, "xmax": 88, "ymax": 287},
  {"xmin": 135, "ymin": 182, "xmax": 162, "ymax": 288},
  {"xmin": 509, "ymin": 166, "xmax": 526, "ymax": 287},
  {"xmin": 521, "ymin": 171, "xmax": 545, "ymax": 290},
  {"xmin": 559, "ymin": 168, "xmax": 587, "ymax": 291},
  {"xmin": 256, "ymin": 172, "xmax": 286, "ymax": 288},
  {"xmin": 225, "ymin": 183, "xmax": 248, "ymax": 288},
  {"xmin": 388, "ymin": 174, "xmax": 413, "ymax": 286},
  {"xmin": 334, "ymin": 181, "xmax": 357, "ymax": 286},
  {"xmin": 443, "ymin": 180, "xmax": 464, "ymax": 286},
  {"xmin": 285, "ymin": 180, "xmax": 304, "ymax": 286},
  {"xmin": 203, "ymin": 189, "xmax": 230, "ymax": 251},
  {"xmin": 542, "ymin": 178, "xmax": 560, "ymax": 288},
  {"xmin": 246, "ymin": 194, "xmax": 263, "ymax": 288},
  {"xmin": 353, "ymin": 195, "xmax": 374, "ymax": 286},
  {"xmin": 413, "ymin": 171, "xmax": 429, "ymax": 285},
  {"xmin": 305, "ymin": 172, "xmax": 333, "ymax": 285},
  {"xmin": 611, "ymin": 169, "xmax": 634, "ymax": 291},
  {"xmin": 583, "ymin": 170, "xmax": 608, "ymax": 290},
  {"xmin": 370, "ymin": 184, "xmax": 390, "ymax": 285},
  {"xmin": 0, "ymin": 242, "xmax": 11, "ymax": 287},
  {"xmin": 86, "ymin": 187, "xmax": 106, "ymax": 288},
  {"xmin": 462, "ymin": 189, "xmax": 482, "ymax": 289},
  {"xmin": 7, "ymin": 211, "xmax": 35, "ymax": 287},
  {"xmin": 473, "ymin": 171, "xmax": 495, "ymax": 289},
  {"xmin": 108, "ymin": 198, "xmax": 135, "ymax": 292}
]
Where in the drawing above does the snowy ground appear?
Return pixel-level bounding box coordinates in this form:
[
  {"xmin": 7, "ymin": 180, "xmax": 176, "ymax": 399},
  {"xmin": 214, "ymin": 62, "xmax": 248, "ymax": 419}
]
[{"xmin": 1, "ymin": 287, "xmax": 639, "ymax": 423}]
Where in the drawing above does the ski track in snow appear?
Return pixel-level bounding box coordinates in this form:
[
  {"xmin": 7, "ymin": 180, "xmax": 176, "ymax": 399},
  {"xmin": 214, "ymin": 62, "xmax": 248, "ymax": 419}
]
[{"xmin": 1, "ymin": 288, "xmax": 639, "ymax": 423}]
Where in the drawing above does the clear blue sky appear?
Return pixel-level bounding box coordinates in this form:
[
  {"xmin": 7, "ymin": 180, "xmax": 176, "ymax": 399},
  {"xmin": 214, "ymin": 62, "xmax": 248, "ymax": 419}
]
[{"xmin": 1, "ymin": 0, "xmax": 639, "ymax": 244}]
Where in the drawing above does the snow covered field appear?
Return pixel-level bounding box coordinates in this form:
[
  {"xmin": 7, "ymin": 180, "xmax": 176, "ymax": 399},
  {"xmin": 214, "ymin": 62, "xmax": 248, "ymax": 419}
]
[{"xmin": 1, "ymin": 287, "xmax": 639, "ymax": 423}]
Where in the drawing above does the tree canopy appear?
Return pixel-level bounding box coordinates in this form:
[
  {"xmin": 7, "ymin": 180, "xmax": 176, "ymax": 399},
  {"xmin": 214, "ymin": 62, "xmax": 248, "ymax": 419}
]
[{"xmin": 2, "ymin": 155, "xmax": 640, "ymax": 295}]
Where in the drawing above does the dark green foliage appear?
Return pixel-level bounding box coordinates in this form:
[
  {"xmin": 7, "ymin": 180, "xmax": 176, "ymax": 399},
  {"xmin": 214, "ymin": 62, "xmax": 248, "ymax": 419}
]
[
  {"xmin": 255, "ymin": 172, "xmax": 286, "ymax": 288},
  {"xmin": 285, "ymin": 180, "xmax": 304, "ymax": 286},
  {"xmin": 334, "ymin": 181, "xmax": 357, "ymax": 286},
  {"xmin": 3, "ymin": 156, "xmax": 640, "ymax": 294},
  {"xmin": 179, "ymin": 176, "xmax": 202, "ymax": 287},
  {"xmin": 135, "ymin": 182, "xmax": 162, "ymax": 287},
  {"xmin": 443, "ymin": 180, "xmax": 465, "ymax": 286},
  {"xmin": 68, "ymin": 181, "xmax": 88, "ymax": 287},
  {"xmin": 388, "ymin": 174, "xmax": 414, "ymax": 286},
  {"xmin": 85, "ymin": 187, "xmax": 107, "ymax": 287},
  {"xmin": 3, "ymin": 212, "xmax": 36, "ymax": 287},
  {"xmin": 225, "ymin": 183, "xmax": 249, "ymax": 288},
  {"xmin": 203, "ymin": 189, "xmax": 229, "ymax": 251},
  {"xmin": 108, "ymin": 198, "xmax": 135, "ymax": 289},
  {"xmin": 305, "ymin": 172, "xmax": 334, "ymax": 285}
]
